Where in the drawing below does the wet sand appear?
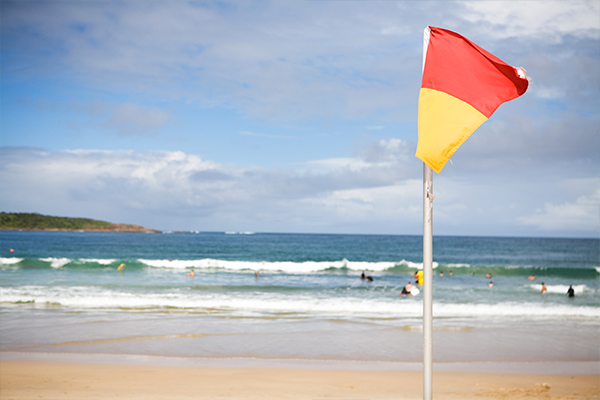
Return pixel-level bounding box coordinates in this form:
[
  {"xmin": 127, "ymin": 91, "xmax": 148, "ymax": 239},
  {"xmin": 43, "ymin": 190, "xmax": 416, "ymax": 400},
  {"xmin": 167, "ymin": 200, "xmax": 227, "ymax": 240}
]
[{"xmin": 1, "ymin": 359, "xmax": 598, "ymax": 400}]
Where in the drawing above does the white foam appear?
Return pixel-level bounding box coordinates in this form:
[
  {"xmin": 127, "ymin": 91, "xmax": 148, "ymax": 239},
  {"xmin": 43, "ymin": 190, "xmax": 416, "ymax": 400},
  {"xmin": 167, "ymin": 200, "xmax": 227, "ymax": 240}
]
[
  {"xmin": 529, "ymin": 284, "xmax": 592, "ymax": 294},
  {"xmin": 445, "ymin": 263, "xmax": 471, "ymax": 268},
  {"xmin": 80, "ymin": 258, "xmax": 117, "ymax": 265},
  {"xmin": 433, "ymin": 302, "xmax": 600, "ymax": 318},
  {"xmin": 39, "ymin": 257, "xmax": 71, "ymax": 268},
  {"xmin": 2, "ymin": 286, "xmax": 598, "ymax": 319},
  {"xmin": 0, "ymin": 257, "xmax": 23, "ymax": 265},
  {"xmin": 137, "ymin": 258, "xmax": 436, "ymax": 273}
]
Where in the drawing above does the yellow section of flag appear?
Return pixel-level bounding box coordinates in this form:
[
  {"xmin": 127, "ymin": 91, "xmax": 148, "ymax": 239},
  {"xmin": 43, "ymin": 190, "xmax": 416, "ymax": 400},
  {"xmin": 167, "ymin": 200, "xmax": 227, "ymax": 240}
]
[{"xmin": 416, "ymin": 88, "xmax": 488, "ymax": 173}]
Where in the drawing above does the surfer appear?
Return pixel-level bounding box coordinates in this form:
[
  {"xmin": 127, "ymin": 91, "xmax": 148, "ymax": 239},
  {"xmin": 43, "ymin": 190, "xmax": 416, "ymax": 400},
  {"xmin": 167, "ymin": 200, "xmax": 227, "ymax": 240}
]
[
  {"xmin": 541, "ymin": 282, "xmax": 547, "ymax": 294},
  {"xmin": 366, "ymin": 275, "xmax": 373, "ymax": 282},
  {"xmin": 415, "ymin": 270, "xmax": 423, "ymax": 285},
  {"xmin": 401, "ymin": 281, "xmax": 414, "ymax": 296},
  {"xmin": 567, "ymin": 285, "xmax": 575, "ymax": 297},
  {"xmin": 361, "ymin": 271, "xmax": 366, "ymax": 279}
]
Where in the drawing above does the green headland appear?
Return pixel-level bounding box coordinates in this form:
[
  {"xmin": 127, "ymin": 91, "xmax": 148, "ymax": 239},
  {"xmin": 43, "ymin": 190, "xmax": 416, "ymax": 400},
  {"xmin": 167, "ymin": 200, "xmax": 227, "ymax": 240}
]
[{"xmin": 0, "ymin": 212, "xmax": 160, "ymax": 233}]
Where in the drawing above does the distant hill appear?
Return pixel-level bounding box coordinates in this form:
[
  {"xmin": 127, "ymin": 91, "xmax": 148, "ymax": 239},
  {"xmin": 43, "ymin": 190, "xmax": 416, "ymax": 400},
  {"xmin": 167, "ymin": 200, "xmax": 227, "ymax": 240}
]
[{"xmin": 0, "ymin": 212, "xmax": 161, "ymax": 233}]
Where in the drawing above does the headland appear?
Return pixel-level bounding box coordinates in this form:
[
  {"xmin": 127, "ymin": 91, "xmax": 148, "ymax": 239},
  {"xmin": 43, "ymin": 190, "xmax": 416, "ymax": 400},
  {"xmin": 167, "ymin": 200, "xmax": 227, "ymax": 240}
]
[{"xmin": 0, "ymin": 212, "xmax": 160, "ymax": 233}]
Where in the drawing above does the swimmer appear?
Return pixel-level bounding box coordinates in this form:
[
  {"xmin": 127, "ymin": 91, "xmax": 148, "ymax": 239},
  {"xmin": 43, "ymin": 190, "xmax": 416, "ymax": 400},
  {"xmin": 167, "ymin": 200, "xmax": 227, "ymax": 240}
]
[
  {"xmin": 401, "ymin": 281, "xmax": 414, "ymax": 296},
  {"xmin": 187, "ymin": 269, "xmax": 195, "ymax": 277},
  {"xmin": 486, "ymin": 273, "xmax": 492, "ymax": 279},
  {"xmin": 255, "ymin": 270, "xmax": 259, "ymax": 278},
  {"xmin": 488, "ymin": 281, "xmax": 493, "ymax": 288},
  {"xmin": 366, "ymin": 275, "xmax": 373, "ymax": 282},
  {"xmin": 361, "ymin": 271, "xmax": 366, "ymax": 279},
  {"xmin": 541, "ymin": 282, "xmax": 547, "ymax": 294},
  {"xmin": 528, "ymin": 274, "xmax": 535, "ymax": 281},
  {"xmin": 567, "ymin": 285, "xmax": 575, "ymax": 298},
  {"xmin": 449, "ymin": 270, "xmax": 453, "ymax": 276},
  {"xmin": 439, "ymin": 272, "xmax": 444, "ymax": 277}
]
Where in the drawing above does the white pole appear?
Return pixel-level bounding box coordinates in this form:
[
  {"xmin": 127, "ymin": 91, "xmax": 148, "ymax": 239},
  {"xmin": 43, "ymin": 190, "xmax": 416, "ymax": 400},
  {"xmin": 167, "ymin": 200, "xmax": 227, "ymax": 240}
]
[{"xmin": 423, "ymin": 163, "xmax": 433, "ymax": 400}]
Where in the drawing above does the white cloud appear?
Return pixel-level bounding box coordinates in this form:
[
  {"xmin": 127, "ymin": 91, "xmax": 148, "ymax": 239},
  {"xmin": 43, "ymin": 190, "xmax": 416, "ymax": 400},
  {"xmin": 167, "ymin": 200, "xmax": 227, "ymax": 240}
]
[
  {"xmin": 1, "ymin": 147, "xmax": 598, "ymax": 236},
  {"xmin": 0, "ymin": 147, "xmax": 418, "ymax": 232},
  {"xmin": 517, "ymin": 188, "xmax": 600, "ymax": 233},
  {"xmin": 459, "ymin": 0, "xmax": 600, "ymax": 40}
]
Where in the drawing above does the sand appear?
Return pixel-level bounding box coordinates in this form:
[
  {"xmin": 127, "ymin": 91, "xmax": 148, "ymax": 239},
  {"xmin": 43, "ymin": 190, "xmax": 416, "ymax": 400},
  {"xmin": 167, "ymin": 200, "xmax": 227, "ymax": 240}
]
[{"xmin": 1, "ymin": 360, "xmax": 598, "ymax": 400}]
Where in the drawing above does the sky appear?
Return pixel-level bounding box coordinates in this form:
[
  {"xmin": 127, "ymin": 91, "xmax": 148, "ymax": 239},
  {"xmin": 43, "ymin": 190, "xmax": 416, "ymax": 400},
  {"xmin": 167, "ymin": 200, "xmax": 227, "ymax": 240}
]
[{"xmin": 1, "ymin": 0, "xmax": 599, "ymax": 237}]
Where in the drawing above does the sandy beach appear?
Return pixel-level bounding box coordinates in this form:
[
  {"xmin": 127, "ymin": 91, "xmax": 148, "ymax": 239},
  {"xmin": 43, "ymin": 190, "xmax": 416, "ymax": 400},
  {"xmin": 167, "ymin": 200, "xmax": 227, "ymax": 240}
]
[{"xmin": 1, "ymin": 359, "xmax": 599, "ymax": 400}]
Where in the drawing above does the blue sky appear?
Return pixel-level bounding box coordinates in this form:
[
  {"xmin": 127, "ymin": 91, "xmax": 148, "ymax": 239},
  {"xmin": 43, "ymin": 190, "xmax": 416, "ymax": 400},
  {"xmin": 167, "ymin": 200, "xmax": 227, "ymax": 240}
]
[{"xmin": 1, "ymin": 0, "xmax": 598, "ymax": 237}]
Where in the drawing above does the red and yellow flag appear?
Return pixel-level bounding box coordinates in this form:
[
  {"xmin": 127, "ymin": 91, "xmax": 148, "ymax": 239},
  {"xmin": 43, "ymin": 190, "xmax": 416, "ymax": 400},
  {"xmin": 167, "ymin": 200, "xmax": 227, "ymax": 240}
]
[{"xmin": 416, "ymin": 26, "xmax": 529, "ymax": 173}]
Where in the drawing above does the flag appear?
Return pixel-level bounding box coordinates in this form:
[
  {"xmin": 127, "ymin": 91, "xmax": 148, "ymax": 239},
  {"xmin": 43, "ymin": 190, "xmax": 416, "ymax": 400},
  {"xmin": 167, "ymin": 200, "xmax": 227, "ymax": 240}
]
[{"xmin": 416, "ymin": 26, "xmax": 529, "ymax": 173}]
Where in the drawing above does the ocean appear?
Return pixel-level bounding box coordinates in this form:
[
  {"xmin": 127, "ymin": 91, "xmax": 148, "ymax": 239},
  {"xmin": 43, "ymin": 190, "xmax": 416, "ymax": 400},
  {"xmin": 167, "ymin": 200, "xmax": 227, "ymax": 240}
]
[{"xmin": 1, "ymin": 231, "xmax": 598, "ymax": 369}]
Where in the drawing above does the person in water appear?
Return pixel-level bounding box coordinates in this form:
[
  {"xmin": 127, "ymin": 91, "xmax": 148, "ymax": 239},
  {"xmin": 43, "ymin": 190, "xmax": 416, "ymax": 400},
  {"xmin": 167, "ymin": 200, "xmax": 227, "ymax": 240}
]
[
  {"xmin": 401, "ymin": 281, "xmax": 414, "ymax": 295},
  {"xmin": 541, "ymin": 282, "xmax": 547, "ymax": 294},
  {"xmin": 361, "ymin": 271, "xmax": 366, "ymax": 279},
  {"xmin": 567, "ymin": 285, "xmax": 575, "ymax": 297}
]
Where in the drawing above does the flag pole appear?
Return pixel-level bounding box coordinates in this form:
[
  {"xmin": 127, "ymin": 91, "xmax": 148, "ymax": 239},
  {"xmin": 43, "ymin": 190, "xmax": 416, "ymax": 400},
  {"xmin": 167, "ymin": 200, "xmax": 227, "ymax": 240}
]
[{"xmin": 422, "ymin": 163, "xmax": 433, "ymax": 400}]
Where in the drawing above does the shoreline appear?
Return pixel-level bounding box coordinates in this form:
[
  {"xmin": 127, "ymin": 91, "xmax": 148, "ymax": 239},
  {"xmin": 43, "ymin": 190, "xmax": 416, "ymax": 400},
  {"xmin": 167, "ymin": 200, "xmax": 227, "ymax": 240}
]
[
  {"xmin": 1, "ymin": 357, "xmax": 598, "ymax": 400},
  {"xmin": 2, "ymin": 351, "xmax": 599, "ymax": 375},
  {"xmin": 0, "ymin": 226, "xmax": 161, "ymax": 233}
]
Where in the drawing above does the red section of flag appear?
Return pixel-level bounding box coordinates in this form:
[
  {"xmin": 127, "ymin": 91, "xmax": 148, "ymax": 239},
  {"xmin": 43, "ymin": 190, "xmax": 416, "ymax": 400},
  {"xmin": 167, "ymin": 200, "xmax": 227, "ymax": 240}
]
[{"xmin": 421, "ymin": 27, "xmax": 529, "ymax": 118}]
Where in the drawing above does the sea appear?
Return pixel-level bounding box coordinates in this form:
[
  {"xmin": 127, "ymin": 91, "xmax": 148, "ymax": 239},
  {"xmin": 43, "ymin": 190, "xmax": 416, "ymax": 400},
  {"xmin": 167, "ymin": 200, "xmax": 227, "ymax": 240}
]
[{"xmin": 1, "ymin": 231, "xmax": 598, "ymax": 371}]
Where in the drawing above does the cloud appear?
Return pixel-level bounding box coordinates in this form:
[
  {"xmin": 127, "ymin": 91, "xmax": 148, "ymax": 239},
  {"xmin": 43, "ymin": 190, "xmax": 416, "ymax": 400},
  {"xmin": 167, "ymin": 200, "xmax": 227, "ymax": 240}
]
[
  {"xmin": 2, "ymin": 0, "xmax": 597, "ymax": 127},
  {"xmin": 459, "ymin": 0, "xmax": 600, "ymax": 41},
  {"xmin": 0, "ymin": 1, "xmax": 598, "ymax": 236},
  {"xmin": 438, "ymin": 108, "xmax": 600, "ymax": 176},
  {"xmin": 1, "ymin": 145, "xmax": 596, "ymax": 236},
  {"xmin": 0, "ymin": 146, "xmax": 418, "ymax": 232},
  {"xmin": 0, "ymin": 1, "xmax": 421, "ymax": 121},
  {"xmin": 105, "ymin": 103, "xmax": 170, "ymax": 136},
  {"xmin": 517, "ymin": 188, "xmax": 600, "ymax": 233}
]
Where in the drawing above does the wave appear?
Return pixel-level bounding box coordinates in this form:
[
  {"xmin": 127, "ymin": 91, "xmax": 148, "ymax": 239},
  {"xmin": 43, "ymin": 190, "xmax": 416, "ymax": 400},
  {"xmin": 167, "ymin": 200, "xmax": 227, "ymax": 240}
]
[
  {"xmin": 528, "ymin": 283, "xmax": 593, "ymax": 294},
  {"xmin": 1, "ymin": 285, "xmax": 598, "ymax": 319},
  {"xmin": 80, "ymin": 258, "xmax": 117, "ymax": 265},
  {"xmin": 1, "ymin": 257, "xmax": 599, "ymax": 278},
  {"xmin": 39, "ymin": 257, "xmax": 71, "ymax": 268},
  {"xmin": 0, "ymin": 257, "xmax": 23, "ymax": 265},
  {"xmin": 137, "ymin": 258, "xmax": 415, "ymax": 273}
]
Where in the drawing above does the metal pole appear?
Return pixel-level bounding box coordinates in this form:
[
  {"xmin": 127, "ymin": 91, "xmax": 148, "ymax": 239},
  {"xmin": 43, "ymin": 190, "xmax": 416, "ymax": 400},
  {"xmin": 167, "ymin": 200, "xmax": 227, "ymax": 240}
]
[{"xmin": 423, "ymin": 163, "xmax": 433, "ymax": 400}]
